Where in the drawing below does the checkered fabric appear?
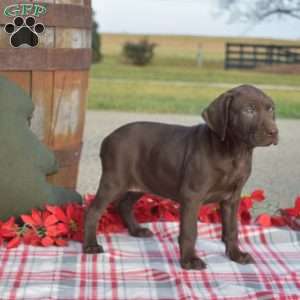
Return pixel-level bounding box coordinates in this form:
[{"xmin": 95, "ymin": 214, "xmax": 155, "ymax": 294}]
[{"xmin": 0, "ymin": 222, "xmax": 299, "ymax": 300}]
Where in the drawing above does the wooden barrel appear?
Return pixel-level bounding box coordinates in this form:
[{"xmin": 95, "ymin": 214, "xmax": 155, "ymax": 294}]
[{"xmin": 0, "ymin": 0, "xmax": 92, "ymax": 189}]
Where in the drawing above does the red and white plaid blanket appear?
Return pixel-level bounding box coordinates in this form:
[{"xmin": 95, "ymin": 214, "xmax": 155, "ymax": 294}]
[{"xmin": 0, "ymin": 222, "xmax": 299, "ymax": 300}]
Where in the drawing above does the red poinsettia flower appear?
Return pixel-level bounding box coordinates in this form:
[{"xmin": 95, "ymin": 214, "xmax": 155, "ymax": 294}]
[
  {"xmin": 98, "ymin": 203, "xmax": 125, "ymax": 233},
  {"xmin": 270, "ymin": 216, "xmax": 286, "ymax": 227},
  {"xmin": 0, "ymin": 217, "xmax": 38, "ymax": 248},
  {"xmin": 134, "ymin": 196, "xmax": 180, "ymax": 223},
  {"xmin": 0, "ymin": 188, "xmax": 296, "ymax": 248},
  {"xmin": 198, "ymin": 204, "xmax": 221, "ymax": 223},
  {"xmin": 256, "ymin": 213, "xmax": 287, "ymax": 228},
  {"xmin": 279, "ymin": 197, "xmax": 300, "ymax": 230},
  {"xmin": 46, "ymin": 203, "xmax": 84, "ymax": 242},
  {"xmin": 239, "ymin": 190, "xmax": 266, "ymax": 225},
  {"xmin": 294, "ymin": 196, "xmax": 300, "ymax": 216},
  {"xmin": 65, "ymin": 204, "xmax": 84, "ymax": 241},
  {"xmin": 239, "ymin": 210, "xmax": 252, "ymax": 225},
  {"xmin": 251, "ymin": 189, "xmax": 265, "ymax": 202},
  {"xmin": 0, "ymin": 220, "xmax": 4, "ymax": 246},
  {"xmin": 158, "ymin": 199, "xmax": 179, "ymax": 221},
  {"xmin": 135, "ymin": 196, "xmax": 161, "ymax": 223},
  {"xmin": 240, "ymin": 196, "xmax": 254, "ymax": 210},
  {"xmin": 282, "ymin": 196, "xmax": 300, "ymax": 217},
  {"xmin": 21, "ymin": 209, "xmax": 67, "ymax": 247},
  {"xmin": 239, "ymin": 199, "xmax": 253, "ymax": 225},
  {"xmin": 256, "ymin": 213, "xmax": 272, "ymax": 227}
]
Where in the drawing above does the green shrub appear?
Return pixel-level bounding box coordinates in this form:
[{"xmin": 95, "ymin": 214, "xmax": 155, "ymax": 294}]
[
  {"xmin": 122, "ymin": 38, "xmax": 157, "ymax": 66},
  {"xmin": 92, "ymin": 11, "xmax": 101, "ymax": 63}
]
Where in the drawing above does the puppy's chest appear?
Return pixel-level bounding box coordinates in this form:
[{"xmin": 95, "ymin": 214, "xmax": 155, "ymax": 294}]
[
  {"xmin": 185, "ymin": 154, "xmax": 252, "ymax": 196},
  {"xmin": 218, "ymin": 158, "xmax": 251, "ymax": 188},
  {"xmin": 198, "ymin": 159, "xmax": 252, "ymax": 204}
]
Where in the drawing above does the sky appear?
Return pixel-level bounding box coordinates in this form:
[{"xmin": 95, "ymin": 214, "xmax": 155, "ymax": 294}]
[{"xmin": 92, "ymin": 0, "xmax": 300, "ymax": 40}]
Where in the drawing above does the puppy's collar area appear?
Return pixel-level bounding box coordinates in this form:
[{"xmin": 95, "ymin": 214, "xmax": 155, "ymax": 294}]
[{"xmin": 206, "ymin": 127, "xmax": 253, "ymax": 159}]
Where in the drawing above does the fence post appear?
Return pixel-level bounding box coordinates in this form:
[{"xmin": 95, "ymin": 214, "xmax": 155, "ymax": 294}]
[
  {"xmin": 224, "ymin": 43, "xmax": 229, "ymax": 69},
  {"xmin": 240, "ymin": 44, "xmax": 244, "ymax": 67}
]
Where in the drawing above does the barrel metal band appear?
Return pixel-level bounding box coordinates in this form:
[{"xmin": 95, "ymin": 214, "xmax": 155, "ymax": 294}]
[{"xmin": 0, "ymin": 48, "xmax": 91, "ymax": 70}]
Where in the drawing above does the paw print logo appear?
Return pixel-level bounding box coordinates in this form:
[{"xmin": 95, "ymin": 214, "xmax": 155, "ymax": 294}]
[{"xmin": 4, "ymin": 16, "xmax": 45, "ymax": 48}]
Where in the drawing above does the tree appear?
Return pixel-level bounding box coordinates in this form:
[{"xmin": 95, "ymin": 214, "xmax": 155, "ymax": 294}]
[
  {"xmin": 92, "ymin": 11, "xmax": 102, "ymax": 63},
  {"xmin": 219, "ymin": 0, "xmax": 300, "ymax": 22}
]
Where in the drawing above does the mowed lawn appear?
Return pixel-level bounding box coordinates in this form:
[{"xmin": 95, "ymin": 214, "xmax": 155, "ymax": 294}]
[{"xmin": 88, "ymin": 34, "xmax": 300, "ymax": 118}]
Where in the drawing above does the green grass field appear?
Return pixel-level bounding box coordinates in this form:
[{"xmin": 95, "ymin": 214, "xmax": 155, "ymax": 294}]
[{"xmin": 88, "ymin": 34, "xmax": 300, "ymax": 118}]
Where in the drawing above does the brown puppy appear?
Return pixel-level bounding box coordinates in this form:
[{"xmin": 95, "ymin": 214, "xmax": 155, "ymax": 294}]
[{"xmin": 83, "ymin": 85, "xmax": 278, "ymax": 270}]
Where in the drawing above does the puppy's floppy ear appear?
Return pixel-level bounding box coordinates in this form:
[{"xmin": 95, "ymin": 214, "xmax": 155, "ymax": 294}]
[{"xmin": 201, "ymin": 92, "xmax": 233, "ymax": 141}]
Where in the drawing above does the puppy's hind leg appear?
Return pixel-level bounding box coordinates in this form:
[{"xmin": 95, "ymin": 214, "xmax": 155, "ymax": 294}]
[
  {"xmin": 83, "ymin": 178, "xmax": 125, "ymax": 254},
  {"xmin": 118, "ymin": 192, "xmax": 154, "ymax": 238}
]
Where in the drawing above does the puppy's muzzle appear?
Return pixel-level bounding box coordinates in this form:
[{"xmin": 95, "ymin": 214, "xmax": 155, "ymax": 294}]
[{"xmin": 266, "ymin": 127, "xmax": 279, "ymax": 145}]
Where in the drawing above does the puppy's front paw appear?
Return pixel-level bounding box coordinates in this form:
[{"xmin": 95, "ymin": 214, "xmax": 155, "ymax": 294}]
[
  {"xmin": 180, "ymin": 257, "xmax": 206, "ymax": 270},
  {"xmin": 227, "ymin": 248, "xmax": 254, "ymax": 265},
  {"xmin": 83, "ymin": 244, "xmax": 104, "ymax": 254}
]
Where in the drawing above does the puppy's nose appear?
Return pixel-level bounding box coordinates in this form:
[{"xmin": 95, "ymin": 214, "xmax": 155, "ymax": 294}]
[{"xmin": 267, "ymin": 128, "xmax": 278, "ymax": 137}]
